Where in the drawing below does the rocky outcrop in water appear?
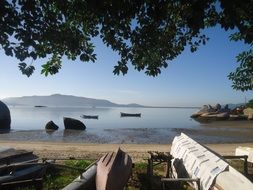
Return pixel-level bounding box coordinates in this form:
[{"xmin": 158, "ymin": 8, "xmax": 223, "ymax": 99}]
[
  {"xmin": 63, "ymin": 117, "xmax": 86, "ymax": 130},
  {"xmin": 0, "ymin": 101, "xmax": 11, "ymax": 131},
  {"xmin": 45, "ymin": 120, "xmax": 59, "ymax": 130},
  {"xmin": 191, "ymin": 103, "xmax": 252, "ymax": 122},
  {"xmin": 191, "ymin": 104, "xmax": 218, "ymax": 118}
]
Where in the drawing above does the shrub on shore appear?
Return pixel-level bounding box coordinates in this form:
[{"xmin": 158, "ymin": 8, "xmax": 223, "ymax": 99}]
[{"xmin": 246, "ymin": 99, "xmax": 253, "ymax": 108}]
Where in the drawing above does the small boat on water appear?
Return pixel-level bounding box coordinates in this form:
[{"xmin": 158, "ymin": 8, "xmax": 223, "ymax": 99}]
[
  {"xmin": 120, "ymin": 112, "xmax": 141, "ymax": 117},
  {"xmin": 96, "ymin": 148, "xmax": 132, "ymax": 190},
  {"xmin": 34, "ymin": 105, "xmax": 47, "ymax": 108},
  {"xmin": 81, "ymin": 114, "xmax": 99, "ymax": 119}
]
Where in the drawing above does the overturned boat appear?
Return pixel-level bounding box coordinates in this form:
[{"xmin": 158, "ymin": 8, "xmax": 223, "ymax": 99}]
[
  {"xmin": 0, "ymin": 147, "xmax": 46, "ymax": 188},
  {"xmin": 96, "ymin": 148, "xmax": 132, "ymax": 190},
  {"xmin": 170, "ymin": 133, "xmax": 253, "ymax": 190},
  {"xmin": 63, "ymin": 148, "xmax": 132, "ymax": 190}
]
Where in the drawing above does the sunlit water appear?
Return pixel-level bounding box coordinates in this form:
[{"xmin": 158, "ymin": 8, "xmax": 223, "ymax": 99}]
[{"xmin": 0, "ymin": 106, "xmax": 253, "ymax": 143}]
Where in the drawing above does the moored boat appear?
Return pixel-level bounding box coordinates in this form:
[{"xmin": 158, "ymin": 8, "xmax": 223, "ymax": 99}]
[
  {"xmin": 96, "ymin": 148, "xmax": 132, "ymax": 190},
  {"xmin": 34, "ymin": 105, "xmax": 47, "ymax": 108},
  {"xmin": 120, "ymin": 112, "xmax": 141, "ymax": 117},
  {"xmin": 81, "ymin": 114, "xmax": 99, "ymax": 119}
]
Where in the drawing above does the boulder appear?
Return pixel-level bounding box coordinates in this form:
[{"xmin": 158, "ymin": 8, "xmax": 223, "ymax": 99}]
[
  {"xmin": 191, "ymin": 105, "xmax": 216, "ymax": 118},
  {"xmin": 63, "ymin": 117, "xmax": 86, "ymax": 130},
  {"xmin": 219, "ymin": 104, "xmax": 231, "ymax": 113},
  {"xmin": 201, "ymin": 112, "xmax": 229, "ymax": 120},
  {"xmin": 0, "ymin": 101, "xmax": 11, "ymax": 131},
  {"xmin": 216, "ymin": 112, "xmax": 229, "ymax": 119},
  {"xmin": 229, "ymin": 114, "xmax": 248, "ymax": 121},
  {"xmin": 214, "ymin": 103, "xmax": 221, "ymax": 111},
  {"xmin": 45, "ymin": 120, "xmax": 59, "ymax": 130},
  {"xmin": 243, "ymin": 108, "xmax": 253, "ymax": 120}
]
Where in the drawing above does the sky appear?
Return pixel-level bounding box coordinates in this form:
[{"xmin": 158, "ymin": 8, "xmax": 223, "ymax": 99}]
[{"xmin": 0, "ymin": 26, "xmax": 252, "ymax": 107}]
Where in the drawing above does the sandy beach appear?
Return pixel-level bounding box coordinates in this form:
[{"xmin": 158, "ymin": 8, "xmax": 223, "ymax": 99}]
[{"xmin": 1, "ymin": 140, "xmax": 253, "ymax": 162}]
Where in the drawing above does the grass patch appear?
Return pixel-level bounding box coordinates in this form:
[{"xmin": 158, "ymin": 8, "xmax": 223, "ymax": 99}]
[
  {"xmin": 64, "ymin": 159, "xmax": 93, "ymax": 169},
  {"xmin": 5, "ymin": 158, "xmax": 253, "ymax": 190}
]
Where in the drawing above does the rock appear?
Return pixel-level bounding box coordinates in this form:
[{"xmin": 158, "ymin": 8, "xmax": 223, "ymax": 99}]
[
  {"xmin": 216, "ymin": 112, "xmax": 229, "ymax": 118},
  {"xmin": 214, "ymin": 103, "xmax": 221, "ymax": 111},
  {"xmin": 201, "ymin": 112, "xmax": 229, "ymax": 120},
  {"xmin": 200, "ymin": 112, "xmax": 217, "ymax": 117},
  {"xmin": 0, "ymin": 101, "xmax": 11, "ymax": 131},
  {"xmin": 231, "ymin": 105, "xmax": 245, "ymax": 115},
  {"xmin": 229, "ymin": 114, "xmax": 248, "ymax": 121},
  {"xmin": 45, "ymin": 120, "xmax": 59, "ymax": 130},
  {"xmin": 191, "ymin": 105, "xmax": 216, "ymax": 118},
  {"xmin": 63, "ymin": 117, "xmax": 86, "ymax": 130},
  {"xmin": 244, "ymin": 108, "xmax": 252, "ymax": 114},
  {"xmin": 219, "ymin": 104, "xmax": 231, "ymax": 113},
  {"xmin": 243, "ymin": 108, "xmax": 253, "ymax": 120}
]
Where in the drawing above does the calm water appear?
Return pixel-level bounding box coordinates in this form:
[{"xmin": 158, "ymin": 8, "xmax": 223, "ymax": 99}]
[{"xmin": 1, "ymin": 107, "xmax": 253, "ymax": 143}]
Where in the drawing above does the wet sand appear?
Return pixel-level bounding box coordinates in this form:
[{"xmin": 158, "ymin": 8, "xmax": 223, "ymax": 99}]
[
  {"xmin": 1, "ymin": 140, "xmax": 253, "ymax": 162},
  {"xmin": 1, "ymin": 120, "xmax": 252, "ymax": 144}
]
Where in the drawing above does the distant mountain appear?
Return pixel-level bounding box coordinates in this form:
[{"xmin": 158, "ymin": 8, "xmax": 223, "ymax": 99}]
[{"xmin": 2, "ymin": 94, "xmax": 145, "ymax": 108}]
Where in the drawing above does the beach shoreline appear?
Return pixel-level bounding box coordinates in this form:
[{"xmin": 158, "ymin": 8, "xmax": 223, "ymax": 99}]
[{"xmin": 1, "ymin": 140, "xmax": 253, "ymax": 162}]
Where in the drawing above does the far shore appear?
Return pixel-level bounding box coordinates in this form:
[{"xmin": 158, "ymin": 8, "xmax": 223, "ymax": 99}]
[{"xmin": 1, "ymin": 140, "xmax": 253, "ymax": 162}]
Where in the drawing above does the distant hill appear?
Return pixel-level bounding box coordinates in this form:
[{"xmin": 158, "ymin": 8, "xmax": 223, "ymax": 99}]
[{"xmin": 2, "ymin": 94, "xmax": 145, "ymax": 108}]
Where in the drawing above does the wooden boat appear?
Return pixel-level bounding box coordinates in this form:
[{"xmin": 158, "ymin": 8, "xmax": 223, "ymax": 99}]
[
  {"xmin": 120, "ymin": 112, "xmax": 141, "ymax": 117},
  {"xmin": 0, "ymin": 163, "xmax": 46, "ymax": 185},
  {"xmin": 34, "ymin": 105, "xmax": 47, "ymax": 108},
  {"xmin": 0, "ymin": 147, "xmax": 46, "ymax": 188},
  {"xmin": 62, "ymin": 163, "xmax": 97, "ymax": 190},
  {"xmin": 96, "ymin": 148, "xmax": 132, "ymax": 190},
  {"xmin": 0, "ymin": 147, "xmax": 38, "ymax": 166},
  {"xmin": 81, "ymin": 114, "xmax": 99, "ymax": 119},
  {"xmin": 171, "ymin": 133, "xmax": 253, "ymax": 190}
]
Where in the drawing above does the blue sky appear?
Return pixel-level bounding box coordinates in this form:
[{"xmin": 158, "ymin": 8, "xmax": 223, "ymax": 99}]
[{"xmin": 0, "ymin": 26, "xmax": 252, "ymax": 107}]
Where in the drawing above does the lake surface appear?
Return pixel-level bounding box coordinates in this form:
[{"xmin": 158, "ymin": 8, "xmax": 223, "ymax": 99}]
[{"xmin": 1, "ymin": 107, "xmax": 253, "ymax": 144}]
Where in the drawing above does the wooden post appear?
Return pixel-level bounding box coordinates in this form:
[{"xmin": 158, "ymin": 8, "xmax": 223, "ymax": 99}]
[
  {"xmin": 147, "ymin": 159, "xmax": 153, "ymax": 177},
  {"xmin": 244, "ymin": 156, "xmax": 248, "ymax": 176},
  {"xmin": 196, "ymin": 178, "xmax": 200, "ymax": 190},
  {"xmin": 166, "ymin": 159, "xmax": 171, "ymax": 178}
]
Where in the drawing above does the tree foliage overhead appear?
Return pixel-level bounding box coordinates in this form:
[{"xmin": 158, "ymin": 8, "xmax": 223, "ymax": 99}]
[{"xmin": 0, "ymin": 0, "xmax": 252, "ymax": 90}]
